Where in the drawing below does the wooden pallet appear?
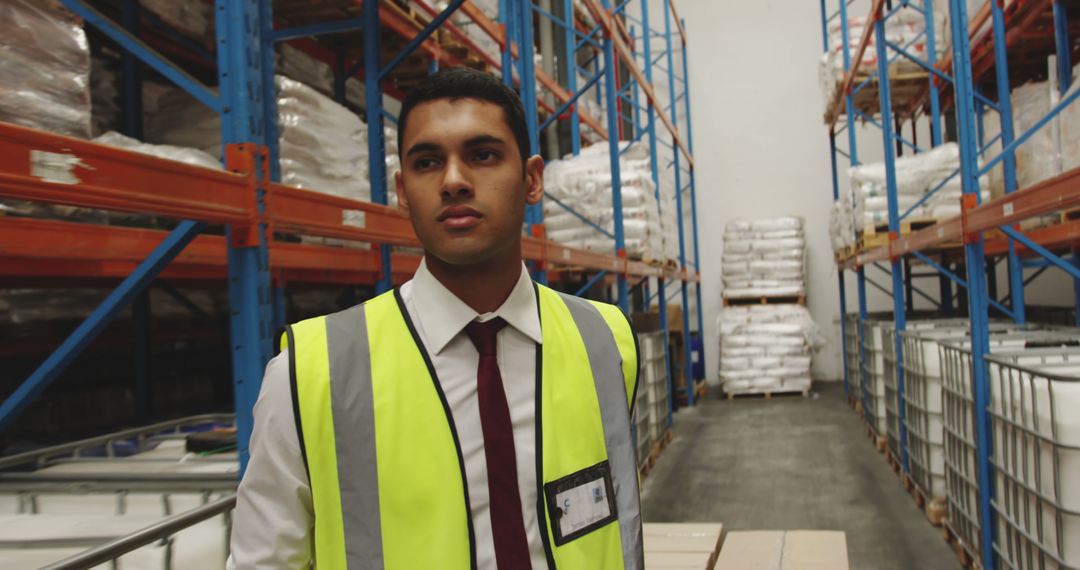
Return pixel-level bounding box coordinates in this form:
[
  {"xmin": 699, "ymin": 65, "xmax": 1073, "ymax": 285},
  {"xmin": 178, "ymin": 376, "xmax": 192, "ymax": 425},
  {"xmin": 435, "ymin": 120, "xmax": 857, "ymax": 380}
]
[
  {"xmin": 866, "ymin": 425, "xmax": 886, "ymax": 453},
  {"xmin": 722, "ymin": 295, "xmax": 806, "ymax": 307},
  {"xmin": 639, "ymin": 429, "xmax": 674, "ymax": 480},
  {"xmin": 910, "ymin": 486, "xmax": 948, "ymax": 527},
  {"xmin": 857, "ymin": 218, "xmax": 938, "ymax": 250},
  {"xmin": 725, "ymin": 386, "xmax": 810, "ymax": 400},
  {"xmin": 943, "ymin": 523, "xmax": 981, "ymax": 570},
  {"xmin": 885, "ymin": 448, "xmax": 902, "ymax": 476},
  {"xmin": 695, "ymin": 380, "xmax": 709, "ymax": 401}
]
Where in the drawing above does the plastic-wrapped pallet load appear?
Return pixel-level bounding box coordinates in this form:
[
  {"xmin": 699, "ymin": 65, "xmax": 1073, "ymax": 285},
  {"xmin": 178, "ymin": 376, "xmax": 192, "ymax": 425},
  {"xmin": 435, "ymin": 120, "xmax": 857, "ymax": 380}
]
[
  {"xmin": 1011, "ymin": 78, "xmax": 1062, "ymax": 192},
  {"xmin": 0, "ymin": 0, "xmax": 91, "ymax": 138},
  {"xmin": 140, "ymin": 0, "xmax": 212, "ymax": 46},
  {"xmin": 818, "ymin": 7, "xmax": 945, "ymax": 114},
  {"xmin": 1059, "ymin": 62, "xmax": 1080, "ymax": 173},
  {"xmin": 722, "ymin": 217, "xmax": 806, "ymax": 299},
  {"xmin": 276, "ymin": 76, "xmax": 372, "ymax": 201},
  {"xmin": 90, "ymin": 49, "xmax": 121, "ymax": 137},
  {"xmin": 716, "ymin": 304, "xmax": 824, "ymax": 396},
  {"xmin": 543, "ymin": 142, "xmax": 666, "ymax": 261},
  {"xmin": 93, "ymin": 132, "xmax": 222, "ymax": 171},
  {"xmin": 145, "ymin": 77, "xmax": 380, "ymax": 203},
  {"xmin": 274, "ymin": 43, "xmax": 367, "ymax": 110}
]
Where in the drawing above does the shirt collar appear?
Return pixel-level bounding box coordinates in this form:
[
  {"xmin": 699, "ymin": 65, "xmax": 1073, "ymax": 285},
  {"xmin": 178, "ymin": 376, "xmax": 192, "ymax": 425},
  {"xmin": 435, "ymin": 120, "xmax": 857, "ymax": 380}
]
[{"xmin": 409, "ymin": 258, "xmax": 543, "ymax": 355}]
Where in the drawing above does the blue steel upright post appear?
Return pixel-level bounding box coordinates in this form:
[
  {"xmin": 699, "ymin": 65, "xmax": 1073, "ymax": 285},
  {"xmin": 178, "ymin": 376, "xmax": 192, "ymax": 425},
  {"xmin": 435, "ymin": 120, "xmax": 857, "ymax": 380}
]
[
  {"xmin": 364, "ymin": 0, "xmax": 392, "ymax": 295},
  {"xmin": 563, "ymin": 0, "xmax": 582, "ymax": 155},
  {"xmin": 216, "ymin": 0, "xmax": 276, "ymax": 473},
  {"xmin": 500, "ymin": 0, "xmax": 516, "ymax": 87},
  {"xmin": 840, "ymin": 0, "xmax": 866, "ymax": 406},
  {"xmin": 820, "ymin": 0, "xmax": 849, "ymax": 398},
  {"xmin": 516, "ymin": 0, "xmax": 546, "ymax": 284},
  {"xmin": 678, "ymin": 17, "xmax": 703, "ymax": 382},
  {"xmin": 873, "ymin": 9, "xmax": 909, "ymax": 474},
  {"xmin": 948, "ymin": 0, "xmax": 995, "ymax": 565},
  {"xmin": 990, "ymin": 0, "xmax": 1026, "ymax": 323},
  {"xmin": 600, "ymin": 0, "xmax": 629, "ymax": 312},
  {"xmin": 663, "ymin": 0, "xmax": 694, "ymax": 405},
  {"xmin": 640, "ymin": 0, "xmax": 673, "ymax": 423}
]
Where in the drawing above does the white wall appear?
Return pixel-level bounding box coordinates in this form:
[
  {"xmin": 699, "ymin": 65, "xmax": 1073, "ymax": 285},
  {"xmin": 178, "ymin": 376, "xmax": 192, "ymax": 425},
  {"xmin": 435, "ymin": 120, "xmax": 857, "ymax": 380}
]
[{"xmin": 679, "ymin": 0, "xmax": 843, "ymax": 381}]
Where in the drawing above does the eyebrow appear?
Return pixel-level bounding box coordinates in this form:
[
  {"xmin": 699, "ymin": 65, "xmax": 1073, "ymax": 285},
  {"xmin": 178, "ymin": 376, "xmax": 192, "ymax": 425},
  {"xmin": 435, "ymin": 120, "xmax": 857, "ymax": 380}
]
[
  {"xmin": 463, "ymin": 135, "xmax": 507, "ymax": 148},
  {"xmin": 404, "ymin": 135, "xmax": 507, "ymax": 158}
]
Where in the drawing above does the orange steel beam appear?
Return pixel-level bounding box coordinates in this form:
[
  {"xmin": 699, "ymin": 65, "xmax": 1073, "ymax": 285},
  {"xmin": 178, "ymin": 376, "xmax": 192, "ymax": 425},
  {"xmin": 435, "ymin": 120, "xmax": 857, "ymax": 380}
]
[
  {"xmin": 667, "ymin": 0, "xmax": 687, "ymax": 46},
  {"xmin": 842, "ymin": 166, "xmax": 1080, "ymax": 269},
  {"xmin": 826, "ymin": 0, "xmax": 886, "ymax": 128},
  {"xmin": 580, "ymin": 0, "xmax": 694, "ymax": 167},
  {"xmin": 0, "ymin": 216, "xmax": 685, "ymax": 284},
  {"xmin": 984, "ymin": 219, "xmax": 1080, "ymax": 257},
  {"xmin": 0, "ymin": 122, "xmax": 695, "ymax": 282},
  {"xmin": 459, "ymin": 0, "xmax": 608, "ymax": 139},
  {"xmin": 269, "ymin": 184, "xmax": 421, "ymax": 246},
  {"xmin": 0, "ymin": 123, "xmax": 250, "ymax": 224},
  {"xmin": 0, "ymin": 216, "xmax": 417, "ymax": 284}
]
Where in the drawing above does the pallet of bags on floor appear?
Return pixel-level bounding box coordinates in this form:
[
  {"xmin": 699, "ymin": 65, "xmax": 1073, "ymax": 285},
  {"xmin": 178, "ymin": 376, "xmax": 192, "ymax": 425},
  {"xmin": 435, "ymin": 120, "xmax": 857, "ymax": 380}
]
[
  {"xmin": 721, "ymin": 217, "xmax": 806, "ymax": 301},
  {"xmin": 716, "ymin": 304, "xmax": 824, "ymax": 397},
  {"xmin": 542, "ymin": 142, "xmax": 675, "ymax": 265}
]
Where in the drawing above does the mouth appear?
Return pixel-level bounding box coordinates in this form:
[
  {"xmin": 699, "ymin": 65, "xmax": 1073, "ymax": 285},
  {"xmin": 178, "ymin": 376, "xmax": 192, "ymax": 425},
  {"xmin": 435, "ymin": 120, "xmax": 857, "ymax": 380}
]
[{"xmin": 437, "ymin": 206, "xmax": 483, "ymax": 230}]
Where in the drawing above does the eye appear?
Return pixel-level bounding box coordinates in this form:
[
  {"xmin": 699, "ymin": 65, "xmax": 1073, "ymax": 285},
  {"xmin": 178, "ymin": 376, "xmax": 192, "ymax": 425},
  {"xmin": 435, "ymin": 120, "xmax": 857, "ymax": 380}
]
[
  {"xmin": 413, "ymin": 157, "xmax": 440, "ymax": 170},
  {"xmin": 473, "ymin": 150, "xmax": 499, "ymax": 163}
]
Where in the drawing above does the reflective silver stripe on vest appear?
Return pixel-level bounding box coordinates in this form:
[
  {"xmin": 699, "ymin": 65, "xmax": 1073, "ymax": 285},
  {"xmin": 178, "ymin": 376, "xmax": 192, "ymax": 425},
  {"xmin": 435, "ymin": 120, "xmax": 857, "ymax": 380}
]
[
  {"xmin": 325, "ymin": 305, "xmax": 384, "ymax": 570},
  {"xmin": 557, "ymin": 293, "xmax": 645, "ymax": 570}
]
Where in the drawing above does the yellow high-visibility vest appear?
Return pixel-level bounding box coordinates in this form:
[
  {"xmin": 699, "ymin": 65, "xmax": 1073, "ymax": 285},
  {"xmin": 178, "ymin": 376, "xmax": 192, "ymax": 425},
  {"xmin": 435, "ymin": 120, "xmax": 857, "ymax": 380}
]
[{"xmin": 282, "ymin": 284, "xmax": 643, "ymax": 569}]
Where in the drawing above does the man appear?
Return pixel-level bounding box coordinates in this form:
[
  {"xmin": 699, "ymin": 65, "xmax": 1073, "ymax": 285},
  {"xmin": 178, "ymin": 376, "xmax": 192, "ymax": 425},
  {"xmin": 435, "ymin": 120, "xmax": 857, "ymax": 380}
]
[{"xmin": 229, "ymin": 67, "xmax": 643, "ymax": 569}]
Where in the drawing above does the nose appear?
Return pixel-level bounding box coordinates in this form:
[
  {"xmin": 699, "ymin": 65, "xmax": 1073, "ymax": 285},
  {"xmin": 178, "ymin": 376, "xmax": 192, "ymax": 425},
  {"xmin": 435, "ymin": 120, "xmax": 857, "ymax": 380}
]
[{"xmin": 440, "ymin": 156, "xmax": 474, "ymax": 200}]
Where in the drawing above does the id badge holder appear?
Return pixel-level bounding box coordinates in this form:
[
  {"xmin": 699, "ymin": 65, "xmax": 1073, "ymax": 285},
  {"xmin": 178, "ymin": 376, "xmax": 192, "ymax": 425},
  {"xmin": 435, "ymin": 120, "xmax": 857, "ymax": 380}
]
[{"xmin": 543, "ymin": 460, "xmax": 619, "ymax": 546}]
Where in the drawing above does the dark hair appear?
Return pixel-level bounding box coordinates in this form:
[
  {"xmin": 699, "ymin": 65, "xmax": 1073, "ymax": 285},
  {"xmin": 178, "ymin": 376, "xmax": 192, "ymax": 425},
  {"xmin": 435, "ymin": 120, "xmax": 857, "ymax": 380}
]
[{"xmin": 396, "ymin": 67, "xmax": 532, "ymax": 166}]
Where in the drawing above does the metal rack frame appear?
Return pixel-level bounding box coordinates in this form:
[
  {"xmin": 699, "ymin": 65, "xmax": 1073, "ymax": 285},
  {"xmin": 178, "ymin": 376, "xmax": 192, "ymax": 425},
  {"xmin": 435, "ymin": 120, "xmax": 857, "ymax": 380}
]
[
  {"xmin": 820, "ymin": 0, "xmax": 1078, "ymax": 566},
  {"xmin": 0, "ymin": 0, "xmax": 702, "ymax": 470}
]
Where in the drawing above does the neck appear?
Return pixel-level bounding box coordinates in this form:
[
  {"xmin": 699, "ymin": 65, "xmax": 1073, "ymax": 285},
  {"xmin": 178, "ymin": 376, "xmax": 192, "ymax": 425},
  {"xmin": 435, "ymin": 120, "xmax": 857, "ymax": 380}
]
[{"xmin": 425, "ymin": 247, "xmax": 525, "ymax": 314}]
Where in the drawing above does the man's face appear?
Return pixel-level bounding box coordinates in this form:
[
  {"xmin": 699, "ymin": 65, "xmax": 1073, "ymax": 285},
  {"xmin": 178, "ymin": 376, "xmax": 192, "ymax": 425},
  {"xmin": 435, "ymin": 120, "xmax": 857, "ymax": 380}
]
[{"xmin": 395, "ymin": 98, "xmax": 543, "ymax": 266}]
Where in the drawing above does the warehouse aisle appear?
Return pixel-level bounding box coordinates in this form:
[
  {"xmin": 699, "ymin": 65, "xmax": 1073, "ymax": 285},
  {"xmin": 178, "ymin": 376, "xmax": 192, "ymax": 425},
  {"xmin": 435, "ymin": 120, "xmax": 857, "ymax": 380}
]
[{"xmin": 641, "ymin": 382, "xmax": 960, "ymax": 570}]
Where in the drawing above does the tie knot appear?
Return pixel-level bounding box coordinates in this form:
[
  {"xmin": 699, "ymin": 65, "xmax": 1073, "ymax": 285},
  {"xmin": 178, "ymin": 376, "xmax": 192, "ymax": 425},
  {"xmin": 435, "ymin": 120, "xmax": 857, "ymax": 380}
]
[{"xmin": 465, "ymin": 317, "xmax": 507, "ymax": 356}]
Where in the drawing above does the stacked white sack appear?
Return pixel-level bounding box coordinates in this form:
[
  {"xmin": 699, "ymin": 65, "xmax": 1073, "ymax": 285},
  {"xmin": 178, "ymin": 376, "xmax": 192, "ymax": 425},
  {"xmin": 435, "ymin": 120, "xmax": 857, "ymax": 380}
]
[
  {"xmin": 146, "ymin": 76, "xmax": 388, "ymax": 203},
  {"xmin": 722, "ymin": 217, "xmax": 806, "ymax": 299},
  {"xmin": 716, "ymin": 305, "xmax": 825, "ymax": 394},
  {"xmin": 819, "ymin": 8, "xmax": 945, "ymax": 114},
  {"xmin": 543, "ymin": 142, "xmax": 665, "ymax": 261},
  {"xmin": 439, "ymin": 0, "xmax": 501, "ymax": 64},
  {"xmin": 91, "ymin": 49, "xmax": 121, "ymax": 137},
  {"xmin": 93, "ymin": 131, "xmax": 222, "ymax": 171},
  {"xmin": 140, "ymin": 0, "xmax": 212, "ymax": 45},
  {"xmin": 276, "ymin": 44, "xmax": 365, "ymax": 109},
  {"xmin": 840, "ymin": 143, "xmax": 990, "ymax": 242},
  {"xmin": 0, "ymin": 1, "xmax": 91, "ymax": 138}
]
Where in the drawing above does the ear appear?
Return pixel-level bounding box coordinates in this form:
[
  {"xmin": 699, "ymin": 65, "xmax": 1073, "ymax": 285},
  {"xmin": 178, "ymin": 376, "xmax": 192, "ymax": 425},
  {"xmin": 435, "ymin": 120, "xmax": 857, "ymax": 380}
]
[
  {"xmin": 524, "ymin": 155, "xmax": 544, "ymax": 206},
  {"xmin": 394, "ymin": 170, "xmax": 409, "ymax": 213}
]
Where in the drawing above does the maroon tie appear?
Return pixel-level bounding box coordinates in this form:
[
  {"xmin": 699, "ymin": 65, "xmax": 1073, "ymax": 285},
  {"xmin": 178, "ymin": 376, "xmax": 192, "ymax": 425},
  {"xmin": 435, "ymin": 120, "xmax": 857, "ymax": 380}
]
[{"xmin": 464, "ymin": 318, "xmax": 533, "ymax": 569}]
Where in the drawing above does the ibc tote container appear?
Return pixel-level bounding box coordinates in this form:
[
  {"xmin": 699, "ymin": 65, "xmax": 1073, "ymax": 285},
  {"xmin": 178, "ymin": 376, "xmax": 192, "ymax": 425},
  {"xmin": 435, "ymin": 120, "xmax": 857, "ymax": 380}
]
[
  {"xmin": 844, "ymin": 313, "xmax": 862, "ymax": 405},
  {"xmin": 939, "ymin": 333, "xmax": 1080, "ymax": 569},
  {"xmin": 883, "ymin": 318, "xmax": 975, "ymax": 460},
  {"xmin": 986, "ymin": 354, "xmax": 1080, "ymax": 569}
]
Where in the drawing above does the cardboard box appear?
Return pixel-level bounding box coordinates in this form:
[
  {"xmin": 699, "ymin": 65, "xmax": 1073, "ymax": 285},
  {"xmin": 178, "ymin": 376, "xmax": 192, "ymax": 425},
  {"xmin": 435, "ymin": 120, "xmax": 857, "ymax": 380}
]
[
  {"xmin": 715, "ymin": 530, "xmax": 849, "ymax": 570},
  {"xmin": 643, "ymin": 522, "xmax": 726, "ymax": 570},
  {"xmin": 630, "ymin": 305, "xmax": 685, "ymax": 334}
]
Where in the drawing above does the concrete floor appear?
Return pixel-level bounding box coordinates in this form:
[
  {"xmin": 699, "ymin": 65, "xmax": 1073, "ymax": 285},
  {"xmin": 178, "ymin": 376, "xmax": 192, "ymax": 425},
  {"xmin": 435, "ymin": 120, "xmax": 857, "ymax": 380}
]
[{"xmin": 641, "ymin": 382, "xmax": 960, "ymax": 570}]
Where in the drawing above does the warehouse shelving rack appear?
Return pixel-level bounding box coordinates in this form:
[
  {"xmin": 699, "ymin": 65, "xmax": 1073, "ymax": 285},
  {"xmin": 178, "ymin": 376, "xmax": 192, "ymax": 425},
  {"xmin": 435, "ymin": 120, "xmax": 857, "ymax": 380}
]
[
  {"xmin": 0, "ymin": 0, "xmax": 701, "ymax": 471},
  {"xmin": 820, "ymin": 0, "xmax": 1079, "ymax": 567}
]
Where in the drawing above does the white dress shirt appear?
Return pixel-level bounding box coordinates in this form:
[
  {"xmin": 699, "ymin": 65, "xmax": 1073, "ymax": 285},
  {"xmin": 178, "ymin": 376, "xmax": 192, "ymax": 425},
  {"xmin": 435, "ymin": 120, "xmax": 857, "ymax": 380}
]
[{"xmin": 228, "ymin": 259, "xmax": 547, "ymax": 569}]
